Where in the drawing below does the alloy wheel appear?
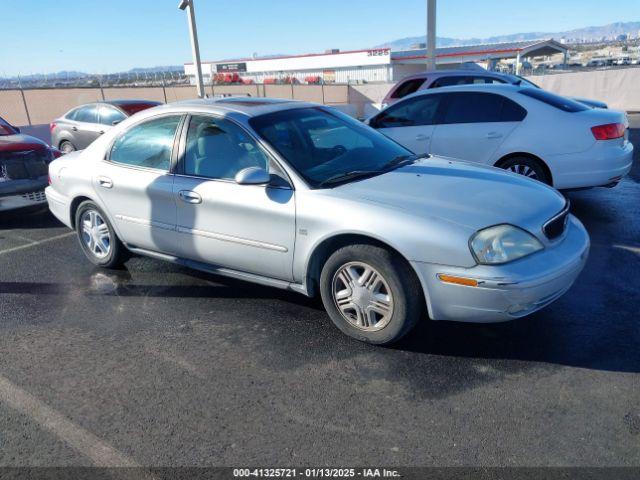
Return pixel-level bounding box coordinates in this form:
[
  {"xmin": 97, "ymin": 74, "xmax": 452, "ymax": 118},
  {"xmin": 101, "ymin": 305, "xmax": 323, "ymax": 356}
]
[
  {"xmin": 507, "ymin": 163, "xmax": 538, "ymax": 179},
  {"xmin": 331, "ymin": 261, "xmax": 394, "ymax": 331},
  {"xmin": 80, "ymin": 210, "xmax": 111, "ymax": 259},
  {"xmin": 61, "ymin": 142, "xmax": 75, "ymax": 154}
]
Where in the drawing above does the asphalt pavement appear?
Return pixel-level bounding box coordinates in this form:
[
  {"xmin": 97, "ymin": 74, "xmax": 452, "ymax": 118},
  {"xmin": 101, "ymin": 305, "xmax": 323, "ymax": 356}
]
[{"xmin": 0, "ymin": 118, "xmax": 638, "ymax": 469}]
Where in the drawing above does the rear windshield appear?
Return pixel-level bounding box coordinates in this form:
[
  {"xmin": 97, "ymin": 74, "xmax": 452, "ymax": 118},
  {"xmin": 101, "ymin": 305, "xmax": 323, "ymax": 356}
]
[
  {"xmin": 519, "ymin": 88, "xmax": 588, "ymax": 113},
  {"xmin": 117, "ymin": 102, "xmax": 162, "ymax": 116},
  {"xmin": 390, "ymin": 78, "xmax": 426, "ymax": 99},
  {"xmin": 0, "ymin": 117, "xmax": 17, "ymax": 136}
]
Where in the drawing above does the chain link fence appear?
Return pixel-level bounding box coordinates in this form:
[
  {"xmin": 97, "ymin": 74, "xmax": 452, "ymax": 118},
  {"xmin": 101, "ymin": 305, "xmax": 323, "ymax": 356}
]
[{"xmin": 0, "ymin": 70, "xmax": 190, "ymax": 90}]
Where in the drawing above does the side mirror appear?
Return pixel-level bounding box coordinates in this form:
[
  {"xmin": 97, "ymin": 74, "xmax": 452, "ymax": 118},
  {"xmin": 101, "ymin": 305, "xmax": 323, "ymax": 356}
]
[
  {"xmin": 235, "ymin": 166, "xmax": 270, "ymax": 185},
  {"xmin": 13, "ymin": 126, "xmax": 20, "ymax": 133}
]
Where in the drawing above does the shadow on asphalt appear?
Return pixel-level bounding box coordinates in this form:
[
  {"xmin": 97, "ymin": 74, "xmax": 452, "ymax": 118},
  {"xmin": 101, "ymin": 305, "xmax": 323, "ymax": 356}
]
[{"xmin": 0, "ymin": 209, "xmax": 63, "ymax": 229}]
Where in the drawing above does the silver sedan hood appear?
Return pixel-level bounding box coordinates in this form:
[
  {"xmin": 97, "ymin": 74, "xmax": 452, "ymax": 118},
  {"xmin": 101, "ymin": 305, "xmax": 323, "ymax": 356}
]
[{"xmin": 333, "ymin": 156, "xmax": 566, "ymax": 236}]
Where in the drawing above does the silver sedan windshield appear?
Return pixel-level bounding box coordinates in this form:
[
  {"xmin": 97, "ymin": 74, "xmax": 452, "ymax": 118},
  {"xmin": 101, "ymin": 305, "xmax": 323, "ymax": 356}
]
[{"xmin": 249, "ymin": 107, "xmax": 411, "ymax": 187}]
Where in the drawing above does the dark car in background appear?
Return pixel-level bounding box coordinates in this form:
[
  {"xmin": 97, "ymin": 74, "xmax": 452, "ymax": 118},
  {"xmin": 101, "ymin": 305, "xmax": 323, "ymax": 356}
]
[
  {"xmin": 0, "ymin": 116, "xmax": 61, "ymax": 213},
  {"xmin": 382, "ymin": 70, "xmax": 608, "ymax": 110},
  {"xmin": 50, "ymin": 100, "xmax": 162, "ymax": 153}
]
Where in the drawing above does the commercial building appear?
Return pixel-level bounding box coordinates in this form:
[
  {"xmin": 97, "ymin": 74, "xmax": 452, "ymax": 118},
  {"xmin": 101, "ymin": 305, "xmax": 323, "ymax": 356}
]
[{"xmin": 184, "ymin": 39, "xmax": 568, "ymax": 85}]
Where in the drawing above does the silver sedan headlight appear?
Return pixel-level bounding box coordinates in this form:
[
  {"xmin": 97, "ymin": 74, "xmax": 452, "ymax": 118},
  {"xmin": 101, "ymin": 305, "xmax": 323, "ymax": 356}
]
[{"xmin": 470, "ymin": 224, "xmax": 543, "ymax": 265}]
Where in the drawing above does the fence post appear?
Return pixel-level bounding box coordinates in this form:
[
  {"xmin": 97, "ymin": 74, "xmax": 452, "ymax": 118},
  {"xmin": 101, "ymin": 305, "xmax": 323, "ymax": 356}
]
[
  {"xmin": 19, "ymin": 88, "xmax": 32, "ymax": 126},
  {"xmin": 321, "ymin": 84, "xmax": 325, "ymax": 104},
  {"xmin": 161, "ymin": 75, "xmax": 168, "ymax": 104},
  {"xmin": 98, "ymin": 75, "xmax": 105, "ymax": 101}
]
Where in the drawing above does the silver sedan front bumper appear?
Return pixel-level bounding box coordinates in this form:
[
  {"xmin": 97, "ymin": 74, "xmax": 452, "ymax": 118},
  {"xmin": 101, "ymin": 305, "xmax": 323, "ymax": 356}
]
[{"xmin": 412, "ymin": 216, "xmax": 590, "ymax": 323}]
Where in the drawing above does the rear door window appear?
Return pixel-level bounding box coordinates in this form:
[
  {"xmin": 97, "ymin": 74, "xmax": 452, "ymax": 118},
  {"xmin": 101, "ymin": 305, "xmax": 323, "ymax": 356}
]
[
  {"xmin": 390, "ymin": 78, "xmax": 426, "ymax": 99},
  {"xmin": 430, "ymin": 76, "xmax": 469, "ymax": 88},
  {"xmin": 441, "ymin": 92, "xmax": 506, "ymax": 124},
  {"xmin": 74, "ymin": 105, "xmax": 99, "ymax": 123},
  {"xmin": 500, "ymin": 98, "xmax": 528, "ymax": 121},
  {"xmin": 373, "ymin": 94, "xmax": 444, "ymax": 128},
  {"xmin": 469, "ymin": 76, "xmax": 507, "ymax": 85},
  {"xmin": 110, "ymin": 115, "xmax": 182, "ymax": 171},
  {"xmin": 98, "ymin": 106, "xmax": 127, "ymax": 126}
]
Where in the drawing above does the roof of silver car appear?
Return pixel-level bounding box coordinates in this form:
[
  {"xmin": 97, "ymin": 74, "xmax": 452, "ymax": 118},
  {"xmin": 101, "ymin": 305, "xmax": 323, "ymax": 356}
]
[
  {"xmin": 169, "ymin": 96, "xmax": 317, "ymax": 117},
  {"xmin": 393, "ymin": 69, "xmax": 516, "ymax": 83}
]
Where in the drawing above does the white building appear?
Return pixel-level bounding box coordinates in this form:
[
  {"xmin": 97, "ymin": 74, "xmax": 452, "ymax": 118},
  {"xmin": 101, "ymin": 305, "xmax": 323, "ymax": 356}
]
[{"xmin": 185, "ymin": 39, "xmax": 568, "ymax": 85}]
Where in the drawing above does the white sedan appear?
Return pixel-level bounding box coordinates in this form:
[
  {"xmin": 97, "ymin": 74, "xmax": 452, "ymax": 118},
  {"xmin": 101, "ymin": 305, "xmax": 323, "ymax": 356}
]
[{"xmin": 367, "ymin": 84, "xmax": 633, "ymax": 190}]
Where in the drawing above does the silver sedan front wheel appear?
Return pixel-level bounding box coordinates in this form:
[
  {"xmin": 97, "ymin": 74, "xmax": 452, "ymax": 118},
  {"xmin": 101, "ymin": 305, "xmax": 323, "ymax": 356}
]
[
  {"xmin": 80, "ymin": 209, "xmax": 111, "ymax": 259},
  {"xmin": 320, "ymin": 244, "xmax": 423, "ymax": 345},
  {"xmin": 332, "ymin": 261, "xmax": 394, "ymax": 332}
]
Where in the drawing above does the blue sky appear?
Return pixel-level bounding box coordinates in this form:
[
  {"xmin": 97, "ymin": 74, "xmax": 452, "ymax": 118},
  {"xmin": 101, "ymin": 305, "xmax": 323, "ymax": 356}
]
[{"xmin": 1, "ymin": 0, "xmax": 638, "ymax": 75}]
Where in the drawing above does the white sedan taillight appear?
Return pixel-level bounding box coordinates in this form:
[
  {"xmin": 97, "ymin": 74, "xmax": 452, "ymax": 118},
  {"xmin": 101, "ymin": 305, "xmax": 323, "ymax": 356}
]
[{"xmin": 591, "ymin": 123, "xmax": 625, "ymax": 140}]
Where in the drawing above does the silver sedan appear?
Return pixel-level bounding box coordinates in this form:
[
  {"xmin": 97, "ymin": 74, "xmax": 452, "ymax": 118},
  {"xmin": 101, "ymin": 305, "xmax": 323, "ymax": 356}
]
[{"xmin": 46, "ymin": 98, "xmax": 590, "ymax": 345}]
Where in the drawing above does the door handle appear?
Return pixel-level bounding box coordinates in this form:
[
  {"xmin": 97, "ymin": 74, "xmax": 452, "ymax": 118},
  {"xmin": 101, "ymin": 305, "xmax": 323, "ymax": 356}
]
[
  {"xmin": 486, "ymin": 132, "xmax": 503, "ymax": 139},
  {"xmin": 178, "ymin": 190, "xmax": 202, "ymax": 204},
  {"xmin": 71, "ymin": 126, "xmax": 78, "ymax": 131},
  {"xmin": 415, "ymin": 134, "xmax": 430, "ymax": 141},
  {"xmin": 98, "ymin": 130, "xmax": 105, "ymax": 135},
  {"xmin": 98, "ymin": 176, "xmax": 113, "ymax": 189}
]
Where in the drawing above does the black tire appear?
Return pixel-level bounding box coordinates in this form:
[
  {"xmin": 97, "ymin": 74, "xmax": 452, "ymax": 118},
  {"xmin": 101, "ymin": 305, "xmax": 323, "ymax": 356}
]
[
  {"xmin": 74, "ymin": 201, "xmax": 128, "ymax": 268},
  {"xmin": 499, "ymin": 156, "xmax": 551, "ymax": 185},
  {"xmin": 319, "ymin": 244, "xmax": 423, "ymax": 345},
  {"xmin": 59, "ymin": 140, "xmax": 76, "ymax": 154}
]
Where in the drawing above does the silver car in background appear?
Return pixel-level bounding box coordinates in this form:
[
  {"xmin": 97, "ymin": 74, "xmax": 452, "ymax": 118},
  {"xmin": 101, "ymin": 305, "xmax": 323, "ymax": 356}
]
[
  {"xmin": 50, "ymin": 100, "xmax": 162, "ymax": 154},
  {"xmin": 46, "ymin": 98, "xmax": 590, "ymax": 345}
]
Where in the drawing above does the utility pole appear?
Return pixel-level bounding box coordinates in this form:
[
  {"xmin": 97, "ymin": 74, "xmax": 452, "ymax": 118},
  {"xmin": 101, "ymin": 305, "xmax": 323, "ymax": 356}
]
[
  {"xmin": 426, "ymin": 0, "xmax": 437, "ymax": 71},
  {"xmin": 179, "ymin": 0, "xmax": 205, "ymax": 98}
]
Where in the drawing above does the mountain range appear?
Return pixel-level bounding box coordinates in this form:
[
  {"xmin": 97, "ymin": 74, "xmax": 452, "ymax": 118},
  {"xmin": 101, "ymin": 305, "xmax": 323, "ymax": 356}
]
[
  {"xmin": 375, "ymin": 21, "xmax": 640, "ymax": 50},
  {"xmin": 3, "ymin": 21, "xmax": 640, "ymax": 80}
]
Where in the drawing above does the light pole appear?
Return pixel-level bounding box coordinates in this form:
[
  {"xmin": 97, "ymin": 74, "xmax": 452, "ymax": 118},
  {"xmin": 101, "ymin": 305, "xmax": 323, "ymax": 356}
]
[
  {"xmin": 179, "ymin": 0, "xmax": 205, "ymax": 98},
  {"xmin": 426, "ymin": 0, "xmax": 437, "ymax": 70}
]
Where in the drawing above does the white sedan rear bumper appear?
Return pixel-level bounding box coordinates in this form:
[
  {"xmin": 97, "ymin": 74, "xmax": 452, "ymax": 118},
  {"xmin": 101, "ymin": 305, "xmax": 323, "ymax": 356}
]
[{"xmin": 551, "ymin": 140, "xmax": 633, "ymax": 189}]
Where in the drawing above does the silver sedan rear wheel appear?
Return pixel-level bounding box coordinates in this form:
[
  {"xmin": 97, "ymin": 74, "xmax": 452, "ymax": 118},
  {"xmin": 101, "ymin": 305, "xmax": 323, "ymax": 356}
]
[
  {"xmin": 331, "ymin": 261, "xmax": 394, "ymax": 332},
  {"xmin": 80, "ymin": 209, "xmax": 111, "ymax": 259}
]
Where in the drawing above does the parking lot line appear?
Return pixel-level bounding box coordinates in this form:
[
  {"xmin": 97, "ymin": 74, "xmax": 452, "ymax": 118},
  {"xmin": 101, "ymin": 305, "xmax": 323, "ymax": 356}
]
[
  {"xmin": 614, "ymin": 244, "xmax": 640, "ymax": 255},
  {"xmin": 0, "ymin": 373, "xmax": 140, "ymax": 467},
  {"xmin": 0, "ymin": 232, "xmax": 74, "ymax": 257}
]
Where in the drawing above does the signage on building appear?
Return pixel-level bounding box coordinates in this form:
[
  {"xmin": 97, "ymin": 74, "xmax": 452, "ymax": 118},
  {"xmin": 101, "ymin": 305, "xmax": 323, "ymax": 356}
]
[
  {"xmin": 323, "ymin": 69, "xmax": 336, "ymax": 83},
  {"xmin": 366, "ymin": 49, "xmax": 390, "ymax": 57},
  {"xmin": 216, "ymin": 62, "xmax": 247, "ymax": 73}
]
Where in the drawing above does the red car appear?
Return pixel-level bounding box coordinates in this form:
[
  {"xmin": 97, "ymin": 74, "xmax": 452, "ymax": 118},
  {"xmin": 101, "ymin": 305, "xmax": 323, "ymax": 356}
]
[{"xmin": 0, "ymin": 116, "xmax": 61, "ymax": 213}]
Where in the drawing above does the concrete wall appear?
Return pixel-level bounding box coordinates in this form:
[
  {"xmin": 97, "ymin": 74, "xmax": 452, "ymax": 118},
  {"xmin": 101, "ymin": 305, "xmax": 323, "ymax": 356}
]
[
  {"xmin": 528, "ymin": 68, "xmax": 640, "ymax": 111},
  {"xmin": 23, "ymin": 88, "xmax": 103, "ymax": 124},
  {"xmin": 0, "ymin": 84, "xmax": 353, "ymax": 129},
  {"xmin": 348, "ymin": 83, "xmax": 391, "ymax": 118},
  {"xmin": 6, "ymin": 68, "xmax": 637, "ymax": 133},
  {"xmin": 164, "ymin": 85, "xmax": 200, "ymax": 103},
  {"xmin": 212, "ymin": 84, "xmax": 262, "ymax": 98},
  {"xmin": 102, "ymin": 87, "xmax": 166, "ymax": 103},
  {"xmin": 0, "ymin": 90, "xmax": 29, "ymax": 126}
]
